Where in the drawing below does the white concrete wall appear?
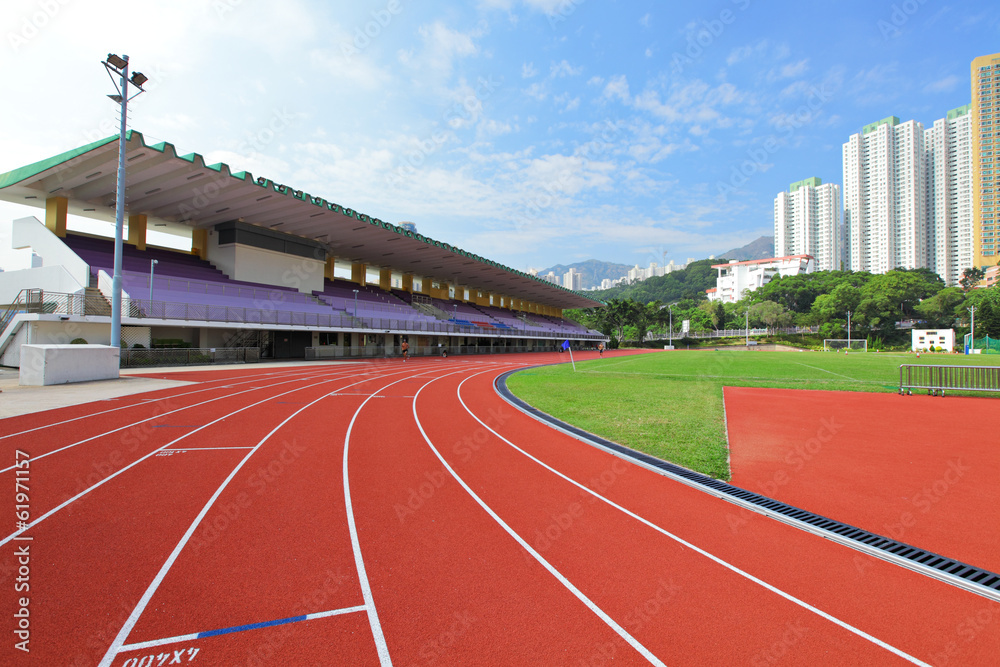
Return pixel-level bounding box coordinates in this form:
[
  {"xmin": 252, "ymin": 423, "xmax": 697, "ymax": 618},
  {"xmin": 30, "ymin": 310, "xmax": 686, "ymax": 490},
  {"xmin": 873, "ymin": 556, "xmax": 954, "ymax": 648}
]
[
  {"xmin": 19, "ymin": 344, "xmax": 120, "ymax": 385},
  {"xmin": 208, "ymin": 237, "xmax": 324, "ymax": 294},
  {"xmin": 0, "ymin": 264, "xmax": 85, "ymax": 303},
  {"xmin": 11, "ymin": 216, "xmax": 90, "ymax": 288}
]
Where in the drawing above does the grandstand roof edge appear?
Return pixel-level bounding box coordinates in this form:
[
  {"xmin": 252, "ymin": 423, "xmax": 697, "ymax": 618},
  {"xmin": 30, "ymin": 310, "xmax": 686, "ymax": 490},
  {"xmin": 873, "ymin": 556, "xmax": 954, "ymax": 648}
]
[{"xmin": 0, "ymin": 130, "xmax": 605, "ymax": 310}]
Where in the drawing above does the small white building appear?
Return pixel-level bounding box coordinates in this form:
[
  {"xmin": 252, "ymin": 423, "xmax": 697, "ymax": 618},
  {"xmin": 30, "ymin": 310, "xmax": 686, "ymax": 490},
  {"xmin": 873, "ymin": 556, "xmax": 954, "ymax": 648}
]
[
  {"xmin": 707, "ymin": 255, "xmax": 815, "ymax": 303},
  {"xmin": 911, "ymin": 329, "xmax": 955, "ymax": 352}
]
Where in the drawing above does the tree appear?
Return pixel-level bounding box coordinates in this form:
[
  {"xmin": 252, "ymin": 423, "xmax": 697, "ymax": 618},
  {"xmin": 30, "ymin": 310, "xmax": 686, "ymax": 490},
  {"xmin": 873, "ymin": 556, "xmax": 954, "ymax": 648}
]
[
  {"xmin": 748, "ymin": 301, "xmax": 792, "ymax": 332},
  {"xmin": 960, "ymin": 266, "xmax": 986, "ymax": 292},
  {"xmin": 914, "ymin": 287, "xmax": 964, "ymax": 328}
]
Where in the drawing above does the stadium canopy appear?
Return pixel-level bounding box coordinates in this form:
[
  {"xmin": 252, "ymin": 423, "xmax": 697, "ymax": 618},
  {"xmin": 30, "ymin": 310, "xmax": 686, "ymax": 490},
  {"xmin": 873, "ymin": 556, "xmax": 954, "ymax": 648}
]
[{"xmin": 0, "ymin": 131, "xmax": 603, "ymax": 310}]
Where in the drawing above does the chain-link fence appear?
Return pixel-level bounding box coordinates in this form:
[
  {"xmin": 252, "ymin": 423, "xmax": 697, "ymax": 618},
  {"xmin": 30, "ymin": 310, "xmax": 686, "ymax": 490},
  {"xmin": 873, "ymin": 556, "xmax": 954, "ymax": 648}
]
[{"xmin": 120, "ymin": 347, "xmax": 260, "ymax": 368}]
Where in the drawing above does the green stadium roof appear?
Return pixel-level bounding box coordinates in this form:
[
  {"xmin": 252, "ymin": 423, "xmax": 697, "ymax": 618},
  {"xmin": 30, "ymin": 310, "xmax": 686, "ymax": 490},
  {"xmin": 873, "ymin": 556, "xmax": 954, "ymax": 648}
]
[{"xmin": 0, "ymin": 131, "xmax": 603, "ymax": 310}]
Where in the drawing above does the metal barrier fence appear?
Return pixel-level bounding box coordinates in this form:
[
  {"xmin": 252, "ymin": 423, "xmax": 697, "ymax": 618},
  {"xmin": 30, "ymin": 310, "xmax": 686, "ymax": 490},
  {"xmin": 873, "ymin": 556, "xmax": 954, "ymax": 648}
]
[
  {"xmin": 305, "ymin": 344, "xmax": 563, "ymax": 360},
  {"xmin": 120, "ymin": 347, "xmax": 260, "ymax": 368},
  {"xmin": 899, "ymin": 364, "xmax": 1000, "ymax": 395},
  {"xmin": 1, "ymin": 289, "xmax": 604, "ymax": 342}
]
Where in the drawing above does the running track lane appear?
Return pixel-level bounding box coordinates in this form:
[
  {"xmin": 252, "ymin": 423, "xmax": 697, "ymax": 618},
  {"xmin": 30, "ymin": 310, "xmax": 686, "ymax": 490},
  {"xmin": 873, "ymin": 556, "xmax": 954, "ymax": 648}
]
[
  {"xmin": 0, "ymin": 365, "xmax": 398, "ymax": 665},
  {"xmin": 2, "ymin": 355, "xmax": 997, "ymax": 665},
  {"xmin": 444, "ymin": 366, "xmax": 1000, "ymax": 665}
]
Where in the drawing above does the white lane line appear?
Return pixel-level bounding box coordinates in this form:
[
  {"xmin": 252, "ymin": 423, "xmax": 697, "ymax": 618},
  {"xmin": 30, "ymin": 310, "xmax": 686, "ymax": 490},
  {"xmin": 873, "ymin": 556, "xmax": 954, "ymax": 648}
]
[
  {"xmin": 118, "ymin": 605, "xmax": 367, "ymax": 652},
  {"xmin": 98, "ymin": 368, "xmax": 414, "ymax": 667},
  {"xmin": 0, "ymin": 367, "xmax": 360, "ymax": 474},
  {"xmin": 411, "ymin": 373, "xmax": 667, "ymax": 667},
  {"xmin": 0, "ymin": 366, "xmax": 327, "ymax": 441},
  {"xmin": 468, "ymin": 371, "xmax": 933, "ymax": 667},
  {"xmin": 0, "ymin": 370, "xmax": 381, "ymax": 547},
  {"xmin": 342, "ymin": 368, "xmax": 447, "ymax": 667}
]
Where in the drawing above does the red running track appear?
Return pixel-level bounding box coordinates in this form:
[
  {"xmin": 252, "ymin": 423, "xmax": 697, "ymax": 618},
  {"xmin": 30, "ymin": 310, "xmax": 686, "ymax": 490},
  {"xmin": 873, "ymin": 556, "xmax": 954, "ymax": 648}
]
[{"xmin": 0, "ymin": 352, "xmax": 997, "ymax": 666}]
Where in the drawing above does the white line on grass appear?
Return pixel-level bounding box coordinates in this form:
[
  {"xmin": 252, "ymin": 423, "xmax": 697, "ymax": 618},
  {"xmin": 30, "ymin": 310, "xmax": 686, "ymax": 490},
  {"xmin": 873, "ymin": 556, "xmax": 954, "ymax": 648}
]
[
  {"xmin": 792, "ymin": 362, "xmax": 857, "ymax": 381},
  {"xmin": 469, "ymin": 371, "xmax": 933, "ymax": 667},
  {"xmin": 411, "ymin": 373, "xmax": 668, "ymax": 667}
]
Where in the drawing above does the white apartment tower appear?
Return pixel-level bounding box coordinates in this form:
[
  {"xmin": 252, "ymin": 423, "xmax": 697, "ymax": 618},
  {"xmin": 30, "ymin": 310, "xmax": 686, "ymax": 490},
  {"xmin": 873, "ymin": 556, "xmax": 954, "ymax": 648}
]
[
  {"xmin": 925, "ymin": 105, "xmax": 974, "ymax": 286},
  {"xmin": 562, "ymin": 267, "xmax": 582, "ymax": 290},
  {"xmin": 843, "ymin": 117, "xmax": 927, "ymax": 274},
  {"xmin": 774, "ymin": 177, "xmax": 841, "ymax": 271}
]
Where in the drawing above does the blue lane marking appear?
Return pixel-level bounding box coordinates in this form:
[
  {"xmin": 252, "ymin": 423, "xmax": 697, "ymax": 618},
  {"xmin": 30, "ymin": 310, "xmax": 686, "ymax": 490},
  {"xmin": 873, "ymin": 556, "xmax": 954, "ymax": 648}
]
[{"xmin": 197, "ymin": 614, "xmax": 308, "ymax": 639}]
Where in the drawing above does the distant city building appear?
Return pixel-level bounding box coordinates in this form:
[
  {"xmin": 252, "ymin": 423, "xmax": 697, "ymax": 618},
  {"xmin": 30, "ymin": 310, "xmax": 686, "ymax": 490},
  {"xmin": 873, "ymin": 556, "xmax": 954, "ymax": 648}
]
[
  {"xmin": 543, "ymin": 271, "xmax": 559, "ymax": 285},
  {"xmin": 774, "ymin": 177, "xmax": 841, "ymax": 272},
  {"xmin": 972, "ymin": 52, "xmax": 1000, "ymax": 267},
  {"xmin": 843, "ymin": 116, "xmax": 927, "ymax": 274},
  {"xmin": 925, "ymin": 105, "xmax": 974, "ymax": 286},
  {"xmin": 399, "ymin": 221, "xmax": 418, "ymax": 234},
  {"xmin": 563, "ymin": 267, "xmax": 582, "ymax": 290},
  {"xmin": 707, "ymin": 255, "xmax": 815, "ymax": 303}
]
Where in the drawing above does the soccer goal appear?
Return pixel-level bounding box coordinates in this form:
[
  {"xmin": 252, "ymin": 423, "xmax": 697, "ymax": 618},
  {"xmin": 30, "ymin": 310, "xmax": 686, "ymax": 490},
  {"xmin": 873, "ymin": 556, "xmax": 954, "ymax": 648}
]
[{"xmin": 824, "ymin": 339, "xmax": 867, "ymax": 352}]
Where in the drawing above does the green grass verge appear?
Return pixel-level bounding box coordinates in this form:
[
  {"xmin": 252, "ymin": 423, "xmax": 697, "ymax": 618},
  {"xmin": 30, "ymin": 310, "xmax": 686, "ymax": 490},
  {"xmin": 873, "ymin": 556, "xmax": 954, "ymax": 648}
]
[{"xmin": 506, "ymin": 350, "xmax": 1000, "ymax": 481}]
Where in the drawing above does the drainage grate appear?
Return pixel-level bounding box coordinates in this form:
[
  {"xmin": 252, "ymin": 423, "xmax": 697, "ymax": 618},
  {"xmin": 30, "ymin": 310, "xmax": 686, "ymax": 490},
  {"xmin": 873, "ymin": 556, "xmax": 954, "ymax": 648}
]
[{"xmin": 495, "ymin": 369, "xmax": 1000, "ymax": 602}]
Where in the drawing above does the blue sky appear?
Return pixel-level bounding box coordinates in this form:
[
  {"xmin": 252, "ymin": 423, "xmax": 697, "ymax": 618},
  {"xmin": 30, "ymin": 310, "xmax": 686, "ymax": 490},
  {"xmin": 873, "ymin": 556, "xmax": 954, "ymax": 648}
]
[{"xmin": 1, "ymin": 0, "xmax": 998, "ymax": 275}]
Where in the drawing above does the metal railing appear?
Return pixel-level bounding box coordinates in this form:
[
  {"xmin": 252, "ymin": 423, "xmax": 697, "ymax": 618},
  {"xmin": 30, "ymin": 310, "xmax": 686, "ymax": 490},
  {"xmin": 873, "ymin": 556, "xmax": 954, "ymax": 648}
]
[
  {"xmin": 305, "ymin": 344, "xmax": 565, "ymax": 360},
  {"xmin": 899, "ymin": 364, "xmax": 1000, "ymax": 395},
  {"xmin": 649, "ymin": 326, "xmax": 819, "ymax": 340},
  {"xmin": 0, "ymin": 289, "xmax": 605, "ymax": 342},
  {"xmin": 120, "ymin": 347, "xmax": 260, "ymax": 368}
]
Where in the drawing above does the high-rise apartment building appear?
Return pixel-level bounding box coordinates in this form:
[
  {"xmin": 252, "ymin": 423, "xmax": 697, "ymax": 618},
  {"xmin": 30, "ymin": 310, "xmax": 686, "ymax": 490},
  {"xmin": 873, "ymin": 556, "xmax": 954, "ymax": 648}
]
[
  {"xmin": 843, "ymin": 117, "xmax": 927, "ymax": 274},
  {"xmin": 562, "ymin": 267, "xmax": 582, "ymax": 290},
  {"xmin": 774, "ymin": 177, "xmax": 841, "ymax": 271},
  {"xmin": 972, "ymin": 52, "xmax": 1000, "ymax": 267},
  {"xmin": 925, "ymin": 105, "xmax": 974, "ymax": 286}
]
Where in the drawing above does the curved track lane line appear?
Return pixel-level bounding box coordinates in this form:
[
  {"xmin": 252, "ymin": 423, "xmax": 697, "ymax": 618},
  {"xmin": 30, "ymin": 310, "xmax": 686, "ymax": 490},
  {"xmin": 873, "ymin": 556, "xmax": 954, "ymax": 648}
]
[
  {"xmin": 99, "ymin": 368, "xmax": 417, "ymax": 667},
  {"xmin": 458, "ymin": 369, "xmax": 933, "ymax": 667},
  {"xmin": 0, "ymin": 367, "xmax": 357, "ymax": 474},
  {"xmin": 0, "ymin": 369, "xmax": 390, "ymax": 547},
  {"xmin": 410, "ymin": 370, "xmax": 667, "ymax": 667},
  {"xmin": 0, "ymin": 365, "xmax": 326, "ymax": 440}
]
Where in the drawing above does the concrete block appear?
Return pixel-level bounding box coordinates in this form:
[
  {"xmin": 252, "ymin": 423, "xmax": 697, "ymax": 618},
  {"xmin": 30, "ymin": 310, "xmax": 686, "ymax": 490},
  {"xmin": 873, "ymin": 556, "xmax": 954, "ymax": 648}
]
[{"xmin": 19, "ymin": 344, "xmax": 120, "ymax": 386}]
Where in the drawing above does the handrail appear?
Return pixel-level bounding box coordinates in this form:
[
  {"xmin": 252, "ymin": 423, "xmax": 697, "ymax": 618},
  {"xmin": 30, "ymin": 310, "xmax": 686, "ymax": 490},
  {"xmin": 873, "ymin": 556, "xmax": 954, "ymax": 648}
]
[{"xmin": 0, "ymin": 290, "xmax": 605, "ymax": 341}]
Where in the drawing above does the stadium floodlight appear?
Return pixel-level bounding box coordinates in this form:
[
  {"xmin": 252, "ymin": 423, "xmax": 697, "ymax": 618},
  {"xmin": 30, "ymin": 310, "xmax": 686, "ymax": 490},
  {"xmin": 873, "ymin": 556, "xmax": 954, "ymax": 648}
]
[
  {"xmin": 130, "ymin": 71, "xmax": 148, "ymax": 87},
  {"xmin": 101, "ymin": 53, "xmax": 149, "ymax": 347}
]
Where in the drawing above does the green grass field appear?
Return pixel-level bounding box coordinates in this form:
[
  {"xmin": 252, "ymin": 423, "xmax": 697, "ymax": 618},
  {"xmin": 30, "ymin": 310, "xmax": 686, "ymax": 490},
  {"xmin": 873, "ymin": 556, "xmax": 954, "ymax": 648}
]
[{"xmin": 506, "ymin": 350, "xmax": 1000, "ymax": 481}]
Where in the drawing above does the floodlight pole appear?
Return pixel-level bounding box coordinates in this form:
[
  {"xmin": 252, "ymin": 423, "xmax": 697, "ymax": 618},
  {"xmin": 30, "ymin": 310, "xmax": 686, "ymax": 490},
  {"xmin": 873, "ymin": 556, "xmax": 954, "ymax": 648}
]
[
  {"xmin": 148, "ymin": 259, "xmax": 158, "ymax": 304},
  {"xmin": 110, "ymin": 56, "xmax": 130, "ymax": 347},
  {"xmin": 745, "ymin": 308, "xmax": 749, "ymax": 347},
  {"xmin": 969, "ymin": 305, "xmax": 977, "ymax": 341},
  {"xmin": 103, "ymin": 53, "xmax": 146, "ymax": 347},
  {"xmin": 668, "ymin": 303, "xmax": 674, "ymax": 347},
  {"xmin": 847, "ymin": 310, "xmax": 852, "ymax": 348}
]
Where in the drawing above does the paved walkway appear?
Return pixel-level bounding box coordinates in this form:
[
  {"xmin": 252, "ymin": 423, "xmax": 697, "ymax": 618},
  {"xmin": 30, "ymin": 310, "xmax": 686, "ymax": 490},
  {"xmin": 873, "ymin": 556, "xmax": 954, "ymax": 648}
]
[{"xmin": 0, "ymin": 361, "xmax": 352, "ymax": 419}]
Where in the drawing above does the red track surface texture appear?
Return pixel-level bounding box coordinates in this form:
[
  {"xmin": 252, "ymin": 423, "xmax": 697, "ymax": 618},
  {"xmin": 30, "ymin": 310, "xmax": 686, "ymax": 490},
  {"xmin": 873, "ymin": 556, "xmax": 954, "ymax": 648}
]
[{"xmin": 1, "ymin": 352, "xmax": 997, "ymax": 666}]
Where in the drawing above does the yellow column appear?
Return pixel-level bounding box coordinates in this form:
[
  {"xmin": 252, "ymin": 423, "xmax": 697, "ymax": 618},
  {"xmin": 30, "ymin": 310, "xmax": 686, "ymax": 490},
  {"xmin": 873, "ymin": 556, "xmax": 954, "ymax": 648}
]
[
  {"xmin": 402, "ymin": 273, "xmax": 413, "ymax": 293},
  {"xmin": 325, "ymin": 258, "xmax": 336, "ymax": 281},
  {"xmin": 45, "ymin": 196, "xmax": 68, "ymax": 237},
  {"xmin": 127, "ymin": 214, "xmax": 148, "ymax": 250},
  {"xmin": 351, "ymin": 263, "xmax": 367, "ymax": 285},
  {"xmin": 192, "ymin": 229, "xmax": 208, "ymax": 260},
  {"xmin": 379, "ymin": 267, "xmax": 392, "ymax": 292}
]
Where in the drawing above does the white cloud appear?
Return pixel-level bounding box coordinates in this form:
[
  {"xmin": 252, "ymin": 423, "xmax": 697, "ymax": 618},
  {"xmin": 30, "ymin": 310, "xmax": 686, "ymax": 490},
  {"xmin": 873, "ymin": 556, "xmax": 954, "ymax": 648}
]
[
  {"xmin": 522, "ymin": 62, "xmax": 538, "ymax": 78},
  {"xmin": 602, "ymin": 75, "xmax": 631, "ymax": 103},
  {"xmin": 924, "ymin": 75, "xmax": 960, "ymax": 94},
  {"xmin": 550, "ymin": 60, "xmax": 583, "ymax": 78}
]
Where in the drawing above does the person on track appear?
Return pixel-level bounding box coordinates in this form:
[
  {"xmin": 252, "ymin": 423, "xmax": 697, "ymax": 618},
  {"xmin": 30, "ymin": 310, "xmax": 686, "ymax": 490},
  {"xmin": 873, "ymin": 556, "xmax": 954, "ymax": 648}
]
[
  {"xmin": 598, "ymin": 342, "xmax": 605, "ymax": 357},
  {"xmin": 401, "ymin": 339, "xmax": 409, "ymax": 361}
]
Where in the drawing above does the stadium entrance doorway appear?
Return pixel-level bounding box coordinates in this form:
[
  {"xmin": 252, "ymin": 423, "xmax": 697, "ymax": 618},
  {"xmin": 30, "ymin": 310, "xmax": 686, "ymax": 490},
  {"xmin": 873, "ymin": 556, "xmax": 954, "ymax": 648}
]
[{"xmin": 272, "ymin": 330, "xmax": 312, "ymax": 359}]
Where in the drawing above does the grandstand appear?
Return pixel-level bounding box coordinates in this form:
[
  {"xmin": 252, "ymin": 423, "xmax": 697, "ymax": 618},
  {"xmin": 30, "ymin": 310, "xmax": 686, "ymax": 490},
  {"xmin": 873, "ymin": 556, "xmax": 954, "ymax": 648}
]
[{"xmin": 0, "ymin": 131, "xmax": 605, "ymax": 366}]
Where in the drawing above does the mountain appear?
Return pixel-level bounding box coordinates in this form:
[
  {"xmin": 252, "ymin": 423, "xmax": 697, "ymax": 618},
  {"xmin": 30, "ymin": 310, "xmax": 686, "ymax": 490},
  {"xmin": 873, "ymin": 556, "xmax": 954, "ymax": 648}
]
[
  {"xmin": 583, "ymin": 259, "xmax": 722, "ymax": 304},
  {"xmin": 536, "ymin": 259, "xmax": 633, "ymax": 289},
  {"xmin": 719, "ymin": 236, "xmax": 774, "ymax": 261}
]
